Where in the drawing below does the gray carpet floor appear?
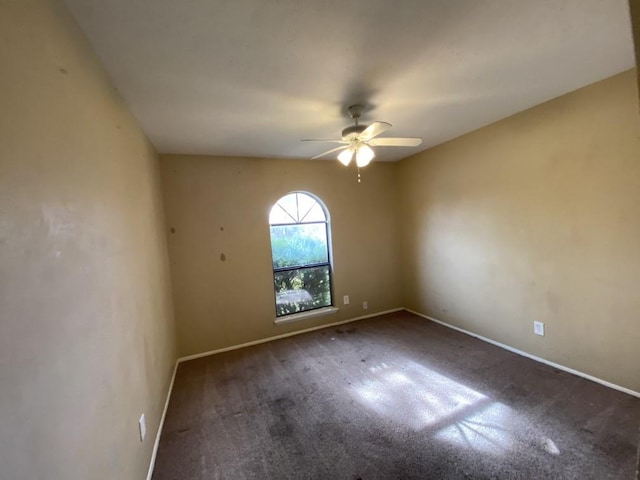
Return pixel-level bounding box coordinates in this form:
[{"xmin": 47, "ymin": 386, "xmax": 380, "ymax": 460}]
[{"xmin": 152, "ymin": 311, "xmax": 640, "ymax": 479}]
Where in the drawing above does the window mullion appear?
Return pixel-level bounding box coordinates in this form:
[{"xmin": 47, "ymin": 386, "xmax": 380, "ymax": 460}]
[{"xmin": 273, "ymin": 262, "xmax": 330, "ymax": 273}]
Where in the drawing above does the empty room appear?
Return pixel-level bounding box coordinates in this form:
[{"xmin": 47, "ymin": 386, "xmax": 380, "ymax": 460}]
[{"xmin": 2, "ymin": 1, "xmax": 640, "ymax": 479}]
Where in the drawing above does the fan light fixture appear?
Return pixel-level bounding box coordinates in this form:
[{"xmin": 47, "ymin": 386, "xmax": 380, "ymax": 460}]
[
  {"xmin": 337, "ymin": 144, "xmax": 374, "ymax": 167},
  {"xmin": 337, "ymin": 148, "xmax": 353, "ymax": 166}
]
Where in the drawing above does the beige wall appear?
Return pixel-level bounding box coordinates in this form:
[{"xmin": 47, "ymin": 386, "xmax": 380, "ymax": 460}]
[
  {"xmin": 399, "ymin": 69, "xmax": 640, "ymax": 392},
  {"xmin": 0, "ymin": 1, "xmax": 175, "ymax": 479},
  {"xmin": 160, "ymin": 155, "xmax": 402, "ymax": 356}
]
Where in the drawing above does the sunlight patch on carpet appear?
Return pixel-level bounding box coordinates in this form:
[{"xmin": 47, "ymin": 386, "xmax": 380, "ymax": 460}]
[
  {"xmin": 351, "ymin": 360, "xmax": 562, "ymax": 457},
  {"xmin": 351, "ymin": 360, "xmax": 487, "ymax": 430}
]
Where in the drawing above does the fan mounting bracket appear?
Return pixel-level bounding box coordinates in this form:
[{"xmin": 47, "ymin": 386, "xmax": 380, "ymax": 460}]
[
  {"xmin": 341, "ymin": 124, "xmax": 367, "ymax": 140},
  {"xmin": 347, "ymin": 104, "xmax": 365, "ymax": 122}
]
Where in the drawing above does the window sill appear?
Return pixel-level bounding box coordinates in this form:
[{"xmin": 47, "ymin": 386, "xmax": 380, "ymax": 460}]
[{"xmin": 274, "ymin": 307, "xmax": 339, "ymax": 326}]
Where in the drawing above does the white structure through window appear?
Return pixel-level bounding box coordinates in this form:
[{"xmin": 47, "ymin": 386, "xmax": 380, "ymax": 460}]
[{"xmin": 269, "ymin": 192, "xmax": 333, "ymax": 317}]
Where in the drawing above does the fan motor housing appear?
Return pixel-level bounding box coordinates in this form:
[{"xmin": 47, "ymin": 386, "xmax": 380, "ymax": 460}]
[{"xmin": 341, "ymin": 124, "xmax": 366, "ymax": 140}]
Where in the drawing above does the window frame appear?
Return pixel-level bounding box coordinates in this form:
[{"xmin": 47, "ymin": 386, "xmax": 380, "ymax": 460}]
[{"xmin": 268, "ymin": 192, "xmax": 335, "ymax": 320}]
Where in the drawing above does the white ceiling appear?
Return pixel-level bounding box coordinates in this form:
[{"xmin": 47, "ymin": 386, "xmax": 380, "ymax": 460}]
[{"xmin": 64, "ymin": 0, "xmax": 635, "ymax": 161}]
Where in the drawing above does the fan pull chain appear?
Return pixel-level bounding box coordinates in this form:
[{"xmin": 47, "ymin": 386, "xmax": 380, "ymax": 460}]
[{"xmin": 357, "ymin": 167, "xmax": 361, "ymax": 183}]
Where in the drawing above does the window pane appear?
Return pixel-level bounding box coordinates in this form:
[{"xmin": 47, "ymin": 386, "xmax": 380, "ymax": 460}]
[
  {"xmin": 270, "ymin": 224, "xmax": 328, "ymax": 268},
  {"xmin": 269, "ymin": 203, "xmax": 295, "ymax": 225},
  {"xmin": 269, "ymin": 192, "xmax": 327, "ymax": 225},
  {"xmin": 269, "ymin": 193, "xmax": 298, "ymax": 224},
  {"xmin": 297, "ymin": 194, "xmax": 326, "ymax": 223},
  {"xmin": 300, "ymin": 202, "xmax": 326, "ymax": 222},
  {"xmin": 274, "ymin": 265, "xmax": 331, "ymax": 316}
]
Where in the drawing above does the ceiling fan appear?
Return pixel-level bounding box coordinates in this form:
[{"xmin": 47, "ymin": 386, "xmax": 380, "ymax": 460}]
[{"xmin": 302, "ymin": 104, "xmax": 422, "ymax": 167}]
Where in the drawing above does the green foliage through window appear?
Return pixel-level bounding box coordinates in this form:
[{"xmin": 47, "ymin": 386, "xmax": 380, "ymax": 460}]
[
  {"xmin": 271, "ymin": 224, "xmax": 328, "ymax": 268},
  {"xmin": 274, "ymin": 266, "xmax": 331, "ymax": 316}
]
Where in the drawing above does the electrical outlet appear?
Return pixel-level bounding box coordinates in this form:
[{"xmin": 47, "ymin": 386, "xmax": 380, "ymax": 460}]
[
  {"xmin": 343, "ymin": 295, "xmax": 349, "ymax": 305},
  {"xmin": 139, "ymin": 413, "xmax": 146, "ymax": 442},
  {"xmin": 362, "ymin": 301, "xmax": 368, "ymax": 310},
  {"xmin": 534, "ymin": 321, "xmax": 545, "ymax": 336}
]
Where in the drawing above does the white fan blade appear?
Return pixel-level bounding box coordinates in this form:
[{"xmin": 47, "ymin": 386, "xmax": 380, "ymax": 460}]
[
  {"xmin": 359, "ymin": 121, "xmax": 392, "ymax": 140},
  {"xmin": 301, "ymin": 139, "xmax": 347, "ymax": 143},
  {"xmin": 311, "ymin": 145, "xmax": 349, "ymax": 160},
  {"xmin": 369, "ymin": 137, "xmax": 422, "ymax": 147}
]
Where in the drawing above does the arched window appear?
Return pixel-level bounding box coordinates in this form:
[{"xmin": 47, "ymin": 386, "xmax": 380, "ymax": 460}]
[{"xmin": 269, "ymin": 192, "xmax": 333, "ymax": 317}]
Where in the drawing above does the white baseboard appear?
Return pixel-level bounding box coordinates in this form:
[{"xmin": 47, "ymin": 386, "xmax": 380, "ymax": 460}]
[
  {"xmin": 406, "ymin": 309, "xmax": 640, "ymax": 399},
  {"xmin": 146, "ymin": 360, "xmax": 179, "ymax": 480},
  {"xmin": 177, "ymin": 308, "xmax": 404, "ymax": 363}
]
